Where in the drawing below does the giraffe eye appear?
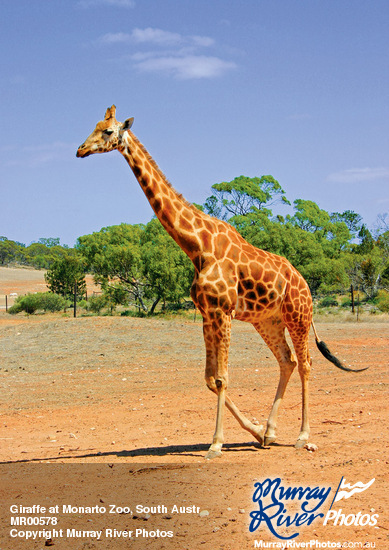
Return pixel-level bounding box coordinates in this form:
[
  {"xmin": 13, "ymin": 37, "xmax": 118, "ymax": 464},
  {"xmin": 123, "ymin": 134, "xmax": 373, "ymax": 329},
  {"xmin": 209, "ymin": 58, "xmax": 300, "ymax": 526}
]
[{"xmin": 104, "ymin": 129, "xmax": 114, "ymax": 136}]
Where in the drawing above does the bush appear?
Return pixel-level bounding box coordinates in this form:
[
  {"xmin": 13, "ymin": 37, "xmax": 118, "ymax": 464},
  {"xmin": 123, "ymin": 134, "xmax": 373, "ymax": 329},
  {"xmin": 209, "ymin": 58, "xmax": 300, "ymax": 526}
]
[
  {"xmin": 7, "ymin": 292, "xmax": 67, "ymax": 315},
  {"xmin": 17, "ymin": 294, "xmax": 41, "ymax": 314},
  {"xmin": 318, "ymin": 296, "xmax": 338, "ymax": 308},
  {"xmin": 87, "ymin": 294, "xmax": 107, "ymax": 314},
  {"xmin": 376, "ymin": 290, "xmax": 389, "ymax": 312},
  {"xmin": 120, "ymin": 309, "xmax": 146, "ymax": 318},
  {"xmin": 40, "ymin": 293, "xmax": 68, "ymax": 312},
  {"xmin": 340, "ymin": 297, "xmax": 352, "ymax": 308},
  {"xmin": 8, "ymin": 301, "xmax": 24, "ymax": 314}
]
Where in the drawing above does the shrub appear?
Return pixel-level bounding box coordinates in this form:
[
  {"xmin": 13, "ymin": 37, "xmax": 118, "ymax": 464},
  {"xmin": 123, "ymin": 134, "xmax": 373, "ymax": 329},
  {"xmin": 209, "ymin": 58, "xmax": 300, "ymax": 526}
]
[
  {"xmin": 15, "ymin": 294, "xmax": 41, "ymax": 314},
  {"xmin": 40, "ymin": 293, "xmax": 67, "ymax": 312},
  {"xmin": 87, "ymin": 294, "xmax": 107, "ymax": 314},
  {"xmin": 7, "ymin": 292, "xmax": 67, "ymax": 315},
  {"xmin": 120, "ymin": 309, "xmax": 146, "ymax": 318},
  {"xmin": 8, "ymin": 301, "xmax": 24, "ymax": 314},
  {"xmin": 376, "ymin": 290, "xmax": 389, "ymax": 313},
  {"xmin": 318, "ymin": 296, "xmax": 338, "ymax": 308}
]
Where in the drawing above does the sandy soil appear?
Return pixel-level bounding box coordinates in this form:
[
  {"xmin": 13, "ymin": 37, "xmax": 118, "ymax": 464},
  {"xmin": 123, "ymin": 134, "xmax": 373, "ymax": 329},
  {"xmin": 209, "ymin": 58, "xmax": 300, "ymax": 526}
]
[{"xmin": 0, "ymin": 308, "xmax": 388, "ymax": 549}]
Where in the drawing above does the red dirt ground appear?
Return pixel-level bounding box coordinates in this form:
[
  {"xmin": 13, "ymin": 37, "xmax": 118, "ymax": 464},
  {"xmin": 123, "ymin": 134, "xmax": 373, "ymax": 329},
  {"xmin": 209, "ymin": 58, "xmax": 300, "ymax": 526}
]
[{"xmin": 0, "ymin": 308, "xmax": 388, "ymax": 549}]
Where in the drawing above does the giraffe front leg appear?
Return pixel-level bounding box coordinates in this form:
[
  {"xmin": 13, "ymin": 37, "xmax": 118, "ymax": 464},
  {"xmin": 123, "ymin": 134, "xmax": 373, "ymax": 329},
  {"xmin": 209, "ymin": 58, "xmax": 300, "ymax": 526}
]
[
  {"xmin": 206, "ymin": 380, "xmax": 226, "ymax": 459},
  {"xmin": 225, "ymin": 396, "xmax": 265, "ymax": 445},
  {"xmin": 203, "ymin": 313, "xmax": 231, "ymax": 459}
]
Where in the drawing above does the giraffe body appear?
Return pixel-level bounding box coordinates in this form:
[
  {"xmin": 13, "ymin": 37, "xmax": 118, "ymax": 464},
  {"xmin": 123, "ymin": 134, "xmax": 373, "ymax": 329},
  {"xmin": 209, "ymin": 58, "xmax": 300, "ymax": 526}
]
[{"xmin": 77, "ymin": 106, "xmax": 366, "ymax": 458}]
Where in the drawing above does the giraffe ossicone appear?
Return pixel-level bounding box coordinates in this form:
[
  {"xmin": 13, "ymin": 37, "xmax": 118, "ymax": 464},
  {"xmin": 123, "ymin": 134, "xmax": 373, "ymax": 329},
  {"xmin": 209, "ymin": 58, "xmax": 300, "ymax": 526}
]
[{"xmin": 77, "ymin": 106, "xmax": 368, "ymax": 459}]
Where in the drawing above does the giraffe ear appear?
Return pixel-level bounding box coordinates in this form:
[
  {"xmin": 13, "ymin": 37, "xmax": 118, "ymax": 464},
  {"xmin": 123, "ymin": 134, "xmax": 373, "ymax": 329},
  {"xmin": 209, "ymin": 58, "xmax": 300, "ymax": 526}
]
[
  {"xmin": 122, "ymin": 117, "xmax": 134, "ymax": 131},
  {"xmin": 104, "ymin": 105, "xmax": 116, "ymax": 120}
]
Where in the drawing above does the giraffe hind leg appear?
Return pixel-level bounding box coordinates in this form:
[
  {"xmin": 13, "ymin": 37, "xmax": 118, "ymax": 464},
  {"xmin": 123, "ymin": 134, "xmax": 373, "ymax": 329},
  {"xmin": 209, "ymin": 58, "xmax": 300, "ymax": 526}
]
[
  {"xmin": 253, "ymin": 319, "xmax": 297, "ymax": 446},
  {"xmin": 288, "ymin": 329, "xmax": 312, "ymax": 449}
]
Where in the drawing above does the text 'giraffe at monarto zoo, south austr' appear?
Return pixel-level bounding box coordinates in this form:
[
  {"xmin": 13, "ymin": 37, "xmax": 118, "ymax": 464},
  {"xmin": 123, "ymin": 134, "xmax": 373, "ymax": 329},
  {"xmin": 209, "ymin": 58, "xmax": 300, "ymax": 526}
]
[{"xmin": 77, "ymin": 106, "xmax": 367, "ymax": 460}]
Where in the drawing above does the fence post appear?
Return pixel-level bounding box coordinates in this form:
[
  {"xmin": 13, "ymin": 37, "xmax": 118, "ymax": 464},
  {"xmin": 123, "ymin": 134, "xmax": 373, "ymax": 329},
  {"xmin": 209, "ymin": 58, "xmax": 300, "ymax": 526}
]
[
  {"xmin": 5, "ymin": 295, "xmax": 8, "ymax": 312},
  {"xmin": 74, "ymin": 281, "xmax": 77, "ymax": 318},
  {"xmin": 350, "ymin": 284, "xmax": 355, "ymax": 314},
  {"xmin": 356, "ymin": 291, "xmax": 360, "ymax": 322}
]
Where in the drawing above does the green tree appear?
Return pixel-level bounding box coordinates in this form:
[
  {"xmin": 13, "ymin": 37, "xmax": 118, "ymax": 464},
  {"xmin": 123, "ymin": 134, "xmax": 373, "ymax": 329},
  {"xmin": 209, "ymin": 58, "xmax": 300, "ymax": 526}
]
[
  {"xmin": 77, "ymin": 224, "xmax": 147, "ymax": 311},
  {"xmin": 141, "ymin": 218, "xmax": 193, "ymax": 313},
  {"xmin": 289, "ymin": 200, "xmax": 352, "ymax": 258},
  {"xmin": 0, "ymin": 238, "xmax": 24, "ymax": 265},
  {"xmin": 25, "ymin": 242, "xmax": 51, "ymax": 269},
  {"xmin": 330, "ymin": 210, "xmax": 362, "ymax": 237},
  {"xmin": 204, "ymin": 175, "xmax": 290, "ymax": 220},
  {"xmin": 300, "ymin": 258, "xmax": 349, "ymax": 295},
  {"xmin": 77, "ymin": 221, "xmax": 194, "ymax": 314},
  {"xmin": 290, "ymin": 199, "xmax": 331, "ymax": 234},
  {"xmin": 45, "ymin": 255, "xmax": 86, "ymax": 299},
  {"xmin": 38, "ymin": 237, "xmax": 61, "ymax": 248},
  {"xmin": 356, "ymin": 225, "xmax": 374, "ymax": 254},
  {"xmin": 25, "ymin": 241, "xmax": 71, "ymax": 269},
  {"xmin": 359, "ymin": 258, "xmax": 378, "ymax": 299},
  {"xmin": 237, "ymin": 213, "xmax": 322, "ymax": 263}
]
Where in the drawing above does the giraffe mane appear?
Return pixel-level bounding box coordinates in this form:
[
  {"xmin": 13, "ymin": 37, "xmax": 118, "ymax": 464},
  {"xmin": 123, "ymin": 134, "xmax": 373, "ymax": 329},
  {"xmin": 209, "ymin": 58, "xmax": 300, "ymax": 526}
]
[{"xmin": 132, "ymin": 132, "xmax": 203, "ymax": 216}]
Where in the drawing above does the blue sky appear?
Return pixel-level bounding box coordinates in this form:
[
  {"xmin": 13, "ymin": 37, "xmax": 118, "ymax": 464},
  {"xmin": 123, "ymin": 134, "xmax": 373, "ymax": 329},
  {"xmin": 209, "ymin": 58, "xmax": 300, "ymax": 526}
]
[{"xmin": 1, "ymin": 0, "xmax": 388, "ymax": 246}]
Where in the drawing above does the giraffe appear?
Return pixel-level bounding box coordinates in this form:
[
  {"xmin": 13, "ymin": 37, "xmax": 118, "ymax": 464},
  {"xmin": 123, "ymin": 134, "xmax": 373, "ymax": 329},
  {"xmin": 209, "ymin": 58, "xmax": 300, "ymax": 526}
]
[{"xmin": 77, "ymin": 106, "xmax": 367, "ymax": 459}]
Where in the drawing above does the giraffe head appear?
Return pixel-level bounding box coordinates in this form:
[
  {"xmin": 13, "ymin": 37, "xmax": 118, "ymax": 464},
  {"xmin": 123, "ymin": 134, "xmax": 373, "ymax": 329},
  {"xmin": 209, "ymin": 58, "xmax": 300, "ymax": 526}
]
[{"xmin": 76, "ymin": 105, "xmax": 134, "ymax": 158}]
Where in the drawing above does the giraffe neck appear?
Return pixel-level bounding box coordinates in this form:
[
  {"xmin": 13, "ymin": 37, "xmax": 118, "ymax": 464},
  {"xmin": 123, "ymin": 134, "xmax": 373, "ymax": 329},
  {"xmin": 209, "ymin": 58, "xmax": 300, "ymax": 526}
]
[{"xmin": 118, "ymin": 131, "xmax": 205, "ymax": 260}]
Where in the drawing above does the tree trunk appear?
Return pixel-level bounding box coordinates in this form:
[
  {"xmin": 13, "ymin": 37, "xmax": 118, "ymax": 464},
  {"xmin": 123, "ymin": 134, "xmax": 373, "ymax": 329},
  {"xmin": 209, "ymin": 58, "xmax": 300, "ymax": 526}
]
[{"xmin": 150, "ymin": 297, "xmax": 161, "ymax": 315}]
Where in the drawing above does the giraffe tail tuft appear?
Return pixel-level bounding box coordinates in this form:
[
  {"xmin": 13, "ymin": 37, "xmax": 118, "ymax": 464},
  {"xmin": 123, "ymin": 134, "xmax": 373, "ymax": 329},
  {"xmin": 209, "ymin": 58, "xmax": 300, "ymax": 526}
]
[{"xmin": 314, "ymin": 334, "xmax": 368, "ymax": 373}]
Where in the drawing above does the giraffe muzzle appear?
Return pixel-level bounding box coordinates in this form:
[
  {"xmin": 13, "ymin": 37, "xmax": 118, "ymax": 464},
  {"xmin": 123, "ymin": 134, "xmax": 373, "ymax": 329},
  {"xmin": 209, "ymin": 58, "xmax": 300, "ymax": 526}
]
[
  {"xmin": 76, "ymin": 145, "xmax": 87, "ymax": 158},
  {"xmin": 76, "ymin": 145, "xmax": 90, "ymax": 158}
]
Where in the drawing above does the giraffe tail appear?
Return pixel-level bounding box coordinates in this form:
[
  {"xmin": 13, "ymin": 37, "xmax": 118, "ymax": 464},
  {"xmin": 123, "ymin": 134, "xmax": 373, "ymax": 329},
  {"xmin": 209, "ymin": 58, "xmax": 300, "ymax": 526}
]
[{"xmin": 311, "ymin": 322, "xmax": 368, "ymax": 372}]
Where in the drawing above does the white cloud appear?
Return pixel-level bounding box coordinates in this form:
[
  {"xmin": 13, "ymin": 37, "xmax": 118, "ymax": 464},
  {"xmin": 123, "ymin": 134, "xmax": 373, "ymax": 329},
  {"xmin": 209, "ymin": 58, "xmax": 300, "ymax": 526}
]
[
  {"xmin": 100, "ymin": 28, "xmax": 215, "ymax": 48},
  {"xmin": 132, "ymin": 27, "xmax": 182, "ymax": 45},
  {"xmin": 188, "ymin": 35, "xmax": 215, "ymax": 48},
  {"xmin": 99, "ymin": 27, "xmax": 235, "ymax": 80},
  {"xmin": 327, "ymin": 167, "xmax": 389, "ymax": 184},
  {"xmin": 133, "ymin": 55, "xmax": 237, "ymax": 80},
  {"xmin": 79, "ymin": 0, "xmax": 135, "ymax": 7}
]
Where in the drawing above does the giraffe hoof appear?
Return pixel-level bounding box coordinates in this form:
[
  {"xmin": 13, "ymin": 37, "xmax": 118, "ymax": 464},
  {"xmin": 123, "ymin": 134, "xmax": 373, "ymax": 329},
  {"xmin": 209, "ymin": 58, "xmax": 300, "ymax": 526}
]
[
  {"xmin": 205, "ymin": 449, "xmax": 222, "ymax": 460},
  {"xmin": 295, "ymin": 439, "xmax": 308, "ymax": 449},
  {"xmin": 253, "ymin": 425, "xmax": 265, "ymax": 445},
  {"xmin": 264, "ymin": 435, "xmax": 276, "ymax": 446}
]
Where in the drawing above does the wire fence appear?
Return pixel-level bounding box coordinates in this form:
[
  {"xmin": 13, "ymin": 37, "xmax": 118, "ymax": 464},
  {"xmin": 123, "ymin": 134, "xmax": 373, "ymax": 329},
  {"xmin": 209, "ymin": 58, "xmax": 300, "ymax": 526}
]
[{"xmin": 0, "ymin": 294, "xmax": 18, "ymax": 311}]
